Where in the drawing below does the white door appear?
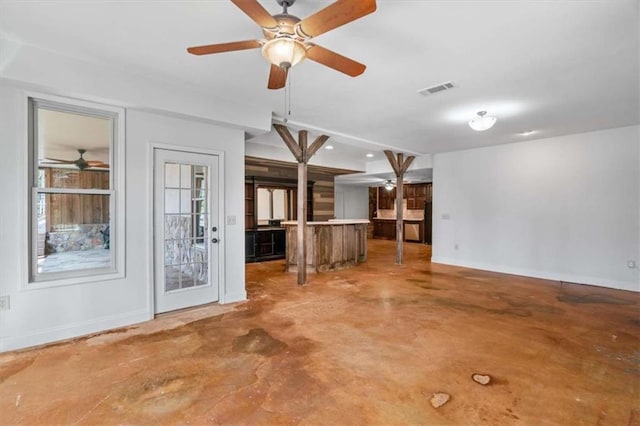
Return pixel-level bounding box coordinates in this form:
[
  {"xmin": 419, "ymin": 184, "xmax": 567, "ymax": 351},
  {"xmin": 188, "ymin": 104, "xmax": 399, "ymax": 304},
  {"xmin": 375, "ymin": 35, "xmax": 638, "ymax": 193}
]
[{"xmin": 154, "ymin": 148, "xmax": 220, "ymax": 313}]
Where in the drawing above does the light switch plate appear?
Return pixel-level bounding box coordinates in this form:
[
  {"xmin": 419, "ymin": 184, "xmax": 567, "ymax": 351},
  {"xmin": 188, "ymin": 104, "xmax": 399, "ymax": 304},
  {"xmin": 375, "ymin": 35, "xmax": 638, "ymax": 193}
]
[
  {"xmin": 226, "ymin": 215, "xmax": 236, "ymax": 226},
  {"xmin": 0, "ymin": 296, "xmax": 10, "ymax": 311}
]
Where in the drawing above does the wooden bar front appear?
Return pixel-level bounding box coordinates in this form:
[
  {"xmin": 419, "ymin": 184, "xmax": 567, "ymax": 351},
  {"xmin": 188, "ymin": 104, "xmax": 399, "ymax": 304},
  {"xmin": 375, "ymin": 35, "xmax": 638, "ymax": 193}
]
[{"xmin": 283, "ymin": 220, "xmax": 369, "ymax": 273}]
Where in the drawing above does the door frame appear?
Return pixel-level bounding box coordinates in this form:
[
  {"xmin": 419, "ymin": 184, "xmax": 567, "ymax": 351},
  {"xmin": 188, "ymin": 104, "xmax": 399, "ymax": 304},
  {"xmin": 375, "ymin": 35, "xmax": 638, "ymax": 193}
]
[{"xmin": 148, "ymin": 142, "xmax": 226, "ymax": 315}]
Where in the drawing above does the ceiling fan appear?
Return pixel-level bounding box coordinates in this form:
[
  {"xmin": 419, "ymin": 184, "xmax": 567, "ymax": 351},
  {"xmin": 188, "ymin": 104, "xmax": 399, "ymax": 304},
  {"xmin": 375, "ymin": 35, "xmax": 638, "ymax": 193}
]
[
  {"xmin": 187, "ymin": 0, "xmax": 376, "ymax": 89},
  {"xmin": 40, "ymin": 149, "xmax": 109, "ymax": 171}
]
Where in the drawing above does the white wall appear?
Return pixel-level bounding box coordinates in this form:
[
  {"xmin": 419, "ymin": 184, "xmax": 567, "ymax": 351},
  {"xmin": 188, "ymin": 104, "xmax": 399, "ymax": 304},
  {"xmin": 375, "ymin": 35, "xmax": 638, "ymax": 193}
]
[
  {"xmin": 0, "ymin": 38, "xmax": 271, "ymax": 133},
  {"xmin": 432, "ymin": 125, "xmax": 640, "ymax": 292},
  {"xmin": 334, "ymin": 184, "xmax": 369, "ymax": 219},
  {"xmin": 0, "ymin": 44, "xmax": 251, "ymax": 352}
]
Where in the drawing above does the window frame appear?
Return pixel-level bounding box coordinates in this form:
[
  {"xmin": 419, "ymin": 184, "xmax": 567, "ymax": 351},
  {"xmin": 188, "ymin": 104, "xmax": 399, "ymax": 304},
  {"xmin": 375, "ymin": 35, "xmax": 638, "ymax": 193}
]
[{"xmin": 27, "ymin": 94, "xmax": 126, "ymax": 287}]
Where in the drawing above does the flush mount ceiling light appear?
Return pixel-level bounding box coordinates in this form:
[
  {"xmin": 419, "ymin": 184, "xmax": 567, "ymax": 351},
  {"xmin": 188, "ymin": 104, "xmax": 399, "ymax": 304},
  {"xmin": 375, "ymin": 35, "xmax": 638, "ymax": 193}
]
[
  {"xmin": 324, "ymin": 144, "xmax": 334, "ymax": 150},
  {"xmin": 468, "ymin": 111, "xmax": 497, "ymax": 131},
  {"xmin": 384, "ymin": 180, "xmax": 394, "ymax": 191},
  {"xmin": 366, "ymin": 153, "xmax": 374, "ymax": 158}
]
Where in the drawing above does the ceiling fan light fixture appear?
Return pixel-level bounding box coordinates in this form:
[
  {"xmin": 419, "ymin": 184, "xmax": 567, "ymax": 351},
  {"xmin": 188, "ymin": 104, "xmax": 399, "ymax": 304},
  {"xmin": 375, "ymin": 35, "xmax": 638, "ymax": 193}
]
[
  {"xmin": 384, "ymin": 180, "xmax": 394, "ymax": 191},
  {"xmin": 468, "ymin": 111, "xmax": 497, "ymax": 131},
  {"xmin": 261, "ymin": 37, "xmax": 306, "ymax": 69}
]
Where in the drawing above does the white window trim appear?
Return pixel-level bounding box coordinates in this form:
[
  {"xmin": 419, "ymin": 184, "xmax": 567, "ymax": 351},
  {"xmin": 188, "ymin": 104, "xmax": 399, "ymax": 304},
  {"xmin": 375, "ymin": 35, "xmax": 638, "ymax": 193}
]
[{"xmin": 25, "ymin": 92, "xmax": 126, "ymax": 289}]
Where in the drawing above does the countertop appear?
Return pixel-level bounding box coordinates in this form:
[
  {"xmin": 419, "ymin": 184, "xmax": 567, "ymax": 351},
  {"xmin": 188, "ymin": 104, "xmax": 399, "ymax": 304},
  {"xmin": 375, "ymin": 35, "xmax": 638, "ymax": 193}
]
[
  {"xmin": 372, "ymin": 218, "xmax": 424, "ymax": 222},
  {"xmin": 282, "ymin": 219, "xmax": 370, "ymax": 225}
]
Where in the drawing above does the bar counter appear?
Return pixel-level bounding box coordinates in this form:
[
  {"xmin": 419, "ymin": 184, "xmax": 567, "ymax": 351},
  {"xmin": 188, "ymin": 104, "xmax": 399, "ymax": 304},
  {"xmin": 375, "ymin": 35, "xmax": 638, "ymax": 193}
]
[{"xmin": 282, "ymin": 219, "xmax": 369, "ymax": 273}]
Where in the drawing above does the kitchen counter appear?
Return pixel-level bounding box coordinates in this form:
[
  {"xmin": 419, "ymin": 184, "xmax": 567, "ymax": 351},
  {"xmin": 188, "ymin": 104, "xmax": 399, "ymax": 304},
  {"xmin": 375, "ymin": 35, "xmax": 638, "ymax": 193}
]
[{"xmin": 372, "ymin": 218, "xmax": 425, "ymax": 242}]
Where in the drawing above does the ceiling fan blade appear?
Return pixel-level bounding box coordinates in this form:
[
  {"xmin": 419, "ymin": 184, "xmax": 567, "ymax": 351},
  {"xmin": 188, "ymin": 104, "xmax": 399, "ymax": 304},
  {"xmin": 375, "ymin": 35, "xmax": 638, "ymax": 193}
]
[
  {"xmin": 86, "ymin": 160, "xmax": 108, "ymax": 166},
  {"xmin": 89, "ymin": 163, "xmax": 110, "ymax": 169},
  {"xmin": 306, "ymin": 44, "xmax": 366, "ymax": 77},
  {"xmin": 267, "ymin": 64, "xmax": 288, "ymax": 90},
  {"xmin": 297, "ymin": 0, "xmax": 376, "ymax": 38},
  {"xmin": 40, "ymin": 158, "xmax": 74, "ymax": 164},
  {"xmin": 231, "ymin": 0, "xmax": 279, "ymax": 29},
  {"xmin": 187, "ymin": 40, "xmax": 262, "ymax": 55}
]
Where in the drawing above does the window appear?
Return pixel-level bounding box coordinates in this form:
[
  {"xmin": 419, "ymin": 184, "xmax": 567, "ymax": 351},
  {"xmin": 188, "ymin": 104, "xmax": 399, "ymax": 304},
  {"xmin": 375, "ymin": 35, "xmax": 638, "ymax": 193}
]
[
  {"xmin": 29, "ymin": 96, "xmax": 124, "ymax": 284},
  {"xmin": 256, "ymin": 187, "xmax": 290, "ymax": 226}
]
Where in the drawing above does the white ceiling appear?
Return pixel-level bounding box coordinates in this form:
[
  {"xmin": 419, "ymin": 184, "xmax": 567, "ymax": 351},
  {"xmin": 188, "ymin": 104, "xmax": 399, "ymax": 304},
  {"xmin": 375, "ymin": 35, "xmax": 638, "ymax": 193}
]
[{"xmin": 1, "ymin": 0, "xmax": 638, "ymax": 181}]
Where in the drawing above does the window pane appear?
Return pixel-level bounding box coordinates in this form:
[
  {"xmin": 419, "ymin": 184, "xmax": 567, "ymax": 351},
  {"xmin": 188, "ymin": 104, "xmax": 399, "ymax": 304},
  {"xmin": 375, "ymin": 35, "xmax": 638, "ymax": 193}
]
[
  {"xmin": 37, "ymin": 193, "xmax": 111, "ymax": 274},
  {"xmin": 37, "ymin": 108, "xmax": 111, "ymax": 190},
  {"xmin": 39, "ymin": 168, "xmax": 109, "ymax": 190},
  {"xmin": 273, "ymin": 189, "xmax": 286, "ymax": 219},
  {"xmin": 257, "ymin": 188, "xmax": 270, "ymax": 223}
]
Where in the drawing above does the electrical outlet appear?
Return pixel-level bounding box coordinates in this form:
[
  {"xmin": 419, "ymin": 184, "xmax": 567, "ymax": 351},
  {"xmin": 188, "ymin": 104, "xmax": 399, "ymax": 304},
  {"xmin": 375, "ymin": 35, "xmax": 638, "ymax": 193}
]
[
  {"xmin": 0, "ymin": 296, "xmax": 9, "ymax": 311},
  {"xmin": 628, "ymin": 260, "xmax": 637, "ymax": 269},
  {"xmin": 441, "ymin": 213, "xmax": 450, "ymax": 220}
]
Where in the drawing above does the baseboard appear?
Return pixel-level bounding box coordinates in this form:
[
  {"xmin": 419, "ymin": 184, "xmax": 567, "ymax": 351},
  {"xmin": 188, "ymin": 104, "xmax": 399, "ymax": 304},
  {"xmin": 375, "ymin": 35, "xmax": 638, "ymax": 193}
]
[
  {"xmin": 430, "ymin": 256, "xmax": 639, "ymax": 293},
  {"xmin": 0, "ymin": 309, "xmax": 151, "ymax": 353}
]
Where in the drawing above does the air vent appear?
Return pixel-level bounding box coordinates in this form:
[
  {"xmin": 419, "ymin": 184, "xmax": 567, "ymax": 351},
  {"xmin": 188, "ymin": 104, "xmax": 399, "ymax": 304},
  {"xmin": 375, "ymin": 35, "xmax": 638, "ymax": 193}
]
[{"xmin": 417, "ymin": 81, "xmax": 455, "ymax": 96}]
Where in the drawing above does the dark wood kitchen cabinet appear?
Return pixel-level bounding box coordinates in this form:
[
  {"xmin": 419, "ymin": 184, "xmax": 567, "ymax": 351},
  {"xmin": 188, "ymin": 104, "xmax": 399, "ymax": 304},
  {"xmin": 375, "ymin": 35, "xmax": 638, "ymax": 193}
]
[
  {"xmin": 245, "ymin": 228, "xmax": 286, "ymax": 263},
  {"xmin": 372, "ymin": 219, "xmax": 396, "ymax": 240},
  {"xmin": 377, "ymin": 184, "xmax": 432, "ymax": 210},
  {"xmin": 378, "ymin": 187, "xmax": 396, "ymax": 210}
]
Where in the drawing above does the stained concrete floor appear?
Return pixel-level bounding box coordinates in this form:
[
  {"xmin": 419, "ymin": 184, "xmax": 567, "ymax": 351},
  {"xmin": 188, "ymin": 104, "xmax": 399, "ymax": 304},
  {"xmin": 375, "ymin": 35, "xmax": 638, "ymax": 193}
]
[{"xmin": 1, "ymin": 240, "xmax": 639, "ymax": 425}]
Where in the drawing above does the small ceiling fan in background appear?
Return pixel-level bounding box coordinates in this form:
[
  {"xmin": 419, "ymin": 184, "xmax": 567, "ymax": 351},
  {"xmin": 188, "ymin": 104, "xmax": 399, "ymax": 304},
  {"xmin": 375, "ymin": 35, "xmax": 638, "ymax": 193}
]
[
  {"xmin": 40, "ymin": 149, "xmax": 109, "ymax": 171},
  {"xmin": 187, "ymin": 0, "xmax": 376, "ymax": 89}
]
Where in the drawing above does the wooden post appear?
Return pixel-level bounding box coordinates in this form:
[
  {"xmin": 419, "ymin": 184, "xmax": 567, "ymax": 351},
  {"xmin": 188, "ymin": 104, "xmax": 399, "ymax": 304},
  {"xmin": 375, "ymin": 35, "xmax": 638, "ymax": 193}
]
[
  {"xmin": 297, "ymin": 131, "xmax": 307, "ymax": 286},
  {"xmin": 274, "ymin": 124, "xmax": 328, "ymax": 285},
  {"xmin": 384, "ymin": 150, "xmax": 415, "ymax": 264}
]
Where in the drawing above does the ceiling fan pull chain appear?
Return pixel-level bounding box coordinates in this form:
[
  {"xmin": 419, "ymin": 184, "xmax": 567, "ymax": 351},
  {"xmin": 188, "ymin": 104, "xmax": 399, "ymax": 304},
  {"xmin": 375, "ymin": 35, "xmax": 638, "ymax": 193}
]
[
  {"xmin": 283, "ymin": 69, "xmax": 293, "ymax": 123},
  {"xmin": 283, "ymin": 74, "xmax": 288, "ymax": 123},
  {"xmin": 288, "ymin": 70, "xmax": 292, "ymax": 120}
]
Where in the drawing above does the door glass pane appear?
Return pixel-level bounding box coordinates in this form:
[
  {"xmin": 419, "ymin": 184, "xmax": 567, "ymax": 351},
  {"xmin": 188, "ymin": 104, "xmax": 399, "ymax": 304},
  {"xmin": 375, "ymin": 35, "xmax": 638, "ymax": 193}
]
[
  {"xmin": 165, "ymin": 163, "xmax": 179, "ymax": 187},
  {"xmin": 163, "ymin": 161, "xmax": 209, "ymax": 292},
  {"xmin": 180, "ymin": 164, "xmax": 192, "ymax": 189},
  {"xmin": 194, "ymin": 165, "xmax": 206, "ymax": 188},
  {"xmin": 180, "ymin": 189, "xmax": 191, "ymax": 213},
  {"xmin": 165, "ymin": 189, "xmax": 180, "ymax": 214}
]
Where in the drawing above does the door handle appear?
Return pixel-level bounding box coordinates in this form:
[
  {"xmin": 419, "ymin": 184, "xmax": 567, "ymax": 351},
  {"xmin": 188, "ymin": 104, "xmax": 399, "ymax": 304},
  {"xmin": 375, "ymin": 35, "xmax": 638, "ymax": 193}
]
[{"xmin": 211, "ymin": 237, "xmax": 219, "ymax": 243}]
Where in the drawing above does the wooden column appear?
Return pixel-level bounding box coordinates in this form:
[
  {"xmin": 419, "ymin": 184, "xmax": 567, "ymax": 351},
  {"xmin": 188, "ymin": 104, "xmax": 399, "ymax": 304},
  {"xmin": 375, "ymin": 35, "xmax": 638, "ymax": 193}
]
[
  {"xmin": 274, "ymin": 124, "xmax": 328, "ymax": 285},
  {"xmin": 384, "ymin": 150, "xmax": 415, "ymax": 264}
]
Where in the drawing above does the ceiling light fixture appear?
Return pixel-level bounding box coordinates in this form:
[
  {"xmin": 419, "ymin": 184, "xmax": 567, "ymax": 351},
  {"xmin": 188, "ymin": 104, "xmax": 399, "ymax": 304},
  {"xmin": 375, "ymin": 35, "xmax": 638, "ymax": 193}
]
[
  {"xmin": 384, "ymin": 180, "xmax": 394, "ymax": 191},
  {"xmin": 519, "ymin": 130, "xmax": 535, "ymax": 136},
  {"xmin": 468, "ymin": 111, "xmax": 497, "ymax": 131},
  {"xmin": 262, "ymin": 36, "xmax": 307, "ymax": 69},
  {"xmin": 325, "ymin": 145, "xmax": 334, "ymax": 150},
  {"xmin": 366, "ymin": 153, "xmax": 374, "ymax": 158}
]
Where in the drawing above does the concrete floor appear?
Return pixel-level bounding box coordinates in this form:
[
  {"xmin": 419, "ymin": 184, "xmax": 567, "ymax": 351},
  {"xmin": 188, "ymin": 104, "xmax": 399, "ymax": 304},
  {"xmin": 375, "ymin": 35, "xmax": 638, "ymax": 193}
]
[{"xmin": 1, "ymin": 240, "xmax": 638, "ymax": 424}]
